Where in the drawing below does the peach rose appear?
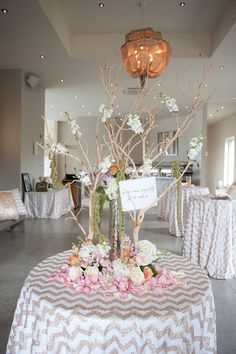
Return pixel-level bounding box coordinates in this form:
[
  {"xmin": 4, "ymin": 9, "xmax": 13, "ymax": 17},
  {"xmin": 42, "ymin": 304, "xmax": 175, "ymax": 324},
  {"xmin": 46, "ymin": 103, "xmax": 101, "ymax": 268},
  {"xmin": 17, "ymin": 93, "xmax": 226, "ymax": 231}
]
[
  {"xmin": 109, "ymin": 163, "xmax": 119, "ymax": 176},
  {"xmin": 121, "ymin": 251, "xmax": 131, "ymax": 260},
  {"xmin": 68, "ymin": 254, "xmax": 79, "ymax": 266},
  {"xmin": 143, "ymin": 266, "xmax": 153, "ymax": 281}
]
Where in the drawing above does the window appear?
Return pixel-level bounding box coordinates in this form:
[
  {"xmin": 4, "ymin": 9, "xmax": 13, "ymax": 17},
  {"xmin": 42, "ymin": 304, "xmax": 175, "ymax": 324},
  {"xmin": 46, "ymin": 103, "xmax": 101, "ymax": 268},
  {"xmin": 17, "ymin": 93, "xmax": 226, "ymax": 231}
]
[{"xmin": 224, "ymin": 136, "xmax": 235, "ymax": 186}]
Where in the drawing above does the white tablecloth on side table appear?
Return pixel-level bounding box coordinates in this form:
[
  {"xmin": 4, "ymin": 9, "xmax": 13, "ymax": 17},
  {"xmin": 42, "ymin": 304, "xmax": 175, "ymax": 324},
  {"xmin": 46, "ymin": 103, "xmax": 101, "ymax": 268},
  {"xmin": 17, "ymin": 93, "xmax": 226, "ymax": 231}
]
[
  {"xmin": 156, "ymin": 181, "xmax": 174, "ymax": 221},
  {"xmin": 25, "ymin": 189, "xmax": 74, "ymax": 219},
  {"xmin": 7, "ymin": 251, "xmax": 216, "ymax": 354},
  {"xmin": 169, "ymin": 186, "xmax": 209, "ymax": 237},
  {"xmin": 183, "ymin": 195, "xmax": 236, "ymax": 279}
]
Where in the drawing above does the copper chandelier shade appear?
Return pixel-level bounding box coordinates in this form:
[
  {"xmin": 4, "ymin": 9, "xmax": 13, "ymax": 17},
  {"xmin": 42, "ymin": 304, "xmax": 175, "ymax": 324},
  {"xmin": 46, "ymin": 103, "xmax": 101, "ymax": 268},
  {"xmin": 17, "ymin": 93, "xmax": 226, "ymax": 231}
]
[{"xmin": 121, "ymin": 27, "xmax": 171, "ymax": 87}]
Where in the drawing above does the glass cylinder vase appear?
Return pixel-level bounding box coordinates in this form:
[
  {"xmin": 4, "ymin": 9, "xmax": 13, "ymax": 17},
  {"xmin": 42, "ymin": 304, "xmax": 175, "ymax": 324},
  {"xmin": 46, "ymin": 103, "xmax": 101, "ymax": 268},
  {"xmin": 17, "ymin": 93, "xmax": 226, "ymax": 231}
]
[{"xmin": 109, "ymin": 199, "xmax": 124, "ymax": 260}]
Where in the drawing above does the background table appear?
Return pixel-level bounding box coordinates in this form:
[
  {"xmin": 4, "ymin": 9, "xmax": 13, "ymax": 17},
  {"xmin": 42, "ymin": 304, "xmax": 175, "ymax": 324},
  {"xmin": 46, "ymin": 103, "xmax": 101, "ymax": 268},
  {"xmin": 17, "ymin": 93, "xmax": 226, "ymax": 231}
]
[
  {"xmin": 7, "ymin": 251, "xmax": 216, "ymax": 353},
  {"xmin": 25, "ymin": 189, "xmax": 74, "ymax": 219},
  {"xmin": 183, "ymin": 195, "xmax": 236, "ymax": 279},
  {"xmin": 169, "ymin": 186, "xmax": 209, "ymax": 237}
]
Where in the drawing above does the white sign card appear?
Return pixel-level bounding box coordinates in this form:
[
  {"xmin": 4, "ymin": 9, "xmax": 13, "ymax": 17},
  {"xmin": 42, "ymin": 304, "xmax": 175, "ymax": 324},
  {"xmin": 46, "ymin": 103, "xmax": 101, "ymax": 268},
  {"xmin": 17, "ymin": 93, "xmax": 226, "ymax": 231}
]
[{"xmin": 119, "ymin": 177, "xmax": 157, "ymax": 212}]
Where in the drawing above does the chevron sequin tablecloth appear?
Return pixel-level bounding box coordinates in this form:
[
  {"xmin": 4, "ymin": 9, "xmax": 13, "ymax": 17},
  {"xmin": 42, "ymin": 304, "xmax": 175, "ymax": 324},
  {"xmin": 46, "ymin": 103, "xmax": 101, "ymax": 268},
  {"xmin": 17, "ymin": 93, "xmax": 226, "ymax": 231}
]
[
  {"xmin": 25, "ymin": 189, "xmax": 74, "ymax": 219},
  {"xmin": 183, "ymin": 195, "xmax": 236, "ymax": 279},
  {"xmin": 7, "ymin": 251, "xmax": 216, "ymax": 354}
]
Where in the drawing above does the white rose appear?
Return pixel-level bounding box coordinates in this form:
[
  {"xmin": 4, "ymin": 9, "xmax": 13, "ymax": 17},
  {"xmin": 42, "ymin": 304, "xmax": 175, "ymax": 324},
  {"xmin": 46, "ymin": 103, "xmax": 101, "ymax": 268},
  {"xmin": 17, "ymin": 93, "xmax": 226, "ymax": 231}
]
[
  {"xmin": 129, "ymin": 267, "xmax": 145, "ymax": 284},
  {"xmin": 137, "ymin": 240, "xmax": 157, "ymax": 260},
  {"xmin": 68, "ymin": 266, "xmax": 82, "ymax": 281},
  {"xmin": 85, "ymin": 266, "xmax": 99, "ymax": 278},
  {"xmin": 136, "ymin": 252, "xmax": 153, "ymax": 266},
  {"xmin": 79, "ymin": 244, "xmax": 96, "ymax": 260}
]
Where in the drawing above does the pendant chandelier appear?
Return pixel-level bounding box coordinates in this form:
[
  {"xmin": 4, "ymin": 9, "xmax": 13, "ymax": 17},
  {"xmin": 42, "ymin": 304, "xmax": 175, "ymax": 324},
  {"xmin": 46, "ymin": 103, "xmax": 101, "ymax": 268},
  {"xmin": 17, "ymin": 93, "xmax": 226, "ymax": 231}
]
[{"xmin": 121, "ymin": 2, "xmax": 171, "ymax": 88}]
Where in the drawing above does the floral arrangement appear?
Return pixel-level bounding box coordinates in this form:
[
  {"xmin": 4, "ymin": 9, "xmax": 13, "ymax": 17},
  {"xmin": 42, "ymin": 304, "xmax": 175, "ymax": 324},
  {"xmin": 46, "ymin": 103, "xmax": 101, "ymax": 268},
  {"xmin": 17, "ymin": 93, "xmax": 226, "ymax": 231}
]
[
  {"xmin": 42, "ymin": 65, "xmax": 208, "ymax": 299},
  {"xmin": 52, "ymin": 238, "xmax": 176, "ymax": 299}
]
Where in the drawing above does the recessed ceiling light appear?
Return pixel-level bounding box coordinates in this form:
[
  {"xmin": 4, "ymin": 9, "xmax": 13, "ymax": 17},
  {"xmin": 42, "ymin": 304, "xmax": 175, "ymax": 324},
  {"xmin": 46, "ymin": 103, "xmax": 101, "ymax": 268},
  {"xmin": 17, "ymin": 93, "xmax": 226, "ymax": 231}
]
[
  {"xmin": 179, "ymin": 2, "xmax": 186, "ymax": 7},
  {"xmin": 157, "ymin": 82, "xmax": 161, "ymax": 87},
  {"xmin": 209, "ymin": 113, "xmax": 213, "ymax": 118},
  {"xmin": 60, "ymin": 79, "xmax": 64, "ymax": 83},
  {"xmin": 82, "ymin": 104, "xmax": 85, "ymax": 109},
  {"xmin": 116, "ymin": 105, "xmax": 119, "ymax": 108},
  {"xmin": 99, "ymin": 3, "xmax": 105, "ymax": 7},
  {"xmin": 1, "ymin": 8, "xmax": 8, "ymax": 14},
  {"xmin": 204, "ymin": 83, "xmax": 208, "ymax": 87},
  {"xmin": 50, "ymin": 105, "xmax": 54, "ymax": 108},
  {"xmin": 153, "ymin": 96, "xmax": 157, "ymax": 99},
  {"xmin": 88, "ymin": 112, "xmax": 91, "ymax": 115},
  {"xmin": 219, "ymin": 65, "xmax": 224, "ymax": 70},
  {"xmin": 74, "ymin": 95, "xmax": 78, "ymax": 100},
  {"xmin": 194, "ymin": 96, "xmax": 198, "ymax": 100},
  {"xmin": 186, "ymin": 105, "xmax": 189, "ymax": 109},
  {"xmin": 118, "ymin": 112, "xmax": 121, "ymax": 116},
  {"xmin": 221, "ymin": 105, "xmax": 224, "ymax": 109},
  {"xmin": 60, "ymin": 111, "xmax": 63, "ymax": 115},
  {"xmin": 40, "ymin": 54, "xmax": 45, "ymax": 59}
]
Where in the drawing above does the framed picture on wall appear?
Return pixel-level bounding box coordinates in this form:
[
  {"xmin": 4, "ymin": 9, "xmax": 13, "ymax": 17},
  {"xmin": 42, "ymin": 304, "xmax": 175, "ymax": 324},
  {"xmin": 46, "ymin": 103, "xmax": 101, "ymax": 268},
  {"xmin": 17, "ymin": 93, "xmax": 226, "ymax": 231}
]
[{"xmin": 157, "ymin": 131, "xmax": 178, "ymax": 156}]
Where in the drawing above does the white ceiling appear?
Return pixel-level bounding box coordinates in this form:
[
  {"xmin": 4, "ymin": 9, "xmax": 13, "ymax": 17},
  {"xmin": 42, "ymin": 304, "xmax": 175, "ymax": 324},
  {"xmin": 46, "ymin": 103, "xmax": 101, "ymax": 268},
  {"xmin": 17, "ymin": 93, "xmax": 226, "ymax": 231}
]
[{"xmin": 0, "ymin": 0, "xmax": 236, "ymax": 125}]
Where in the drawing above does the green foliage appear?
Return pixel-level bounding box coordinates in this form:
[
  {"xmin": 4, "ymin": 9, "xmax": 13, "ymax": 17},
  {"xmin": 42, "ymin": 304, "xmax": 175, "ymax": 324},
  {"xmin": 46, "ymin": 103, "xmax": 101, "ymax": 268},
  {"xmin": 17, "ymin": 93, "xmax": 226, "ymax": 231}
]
[
  {"xmin": 172, "ymin": 161, "xmax": 181, "ymax": 219},
  {"xmin": 91, "ymin": 186, "xmax": 107, "ymax": 243}
]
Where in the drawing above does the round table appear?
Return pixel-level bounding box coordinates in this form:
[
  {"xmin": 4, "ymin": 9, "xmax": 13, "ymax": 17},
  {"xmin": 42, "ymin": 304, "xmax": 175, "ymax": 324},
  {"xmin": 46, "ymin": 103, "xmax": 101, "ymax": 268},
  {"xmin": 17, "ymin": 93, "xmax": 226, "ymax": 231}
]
[
  {"xmin": 183, "ymin": 195, "xmax": 236, "ymax": 279},
  {"xmin": 7, "ymin": 251, "xmax": 216, "ymax": 354},
  {"xmin": 169, "ymin": 186, "xmax": 209, "ymax": 237}
]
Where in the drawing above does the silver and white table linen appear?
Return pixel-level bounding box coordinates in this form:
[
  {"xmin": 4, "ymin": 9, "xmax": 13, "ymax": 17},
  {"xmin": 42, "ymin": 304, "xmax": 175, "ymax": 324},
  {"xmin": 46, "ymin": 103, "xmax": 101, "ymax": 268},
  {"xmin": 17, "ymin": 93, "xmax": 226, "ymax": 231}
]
[
  {"xmin": 25, "ymin": 189, "xmax": 74, "ymax": 219},
  {"xmin": 7, "ymin": 251, "xmax": 216, "ymax": 354},
  {"xmin": 183, "ymin": 195, "xmax": 236, "ymax": 279},
  {"xmin": 156, "ymin": 181, "xmax": 174, "ymax": 221},
  {"xmin": 169, "ymin": 186, "xmax": 209, "ymax": 237}
]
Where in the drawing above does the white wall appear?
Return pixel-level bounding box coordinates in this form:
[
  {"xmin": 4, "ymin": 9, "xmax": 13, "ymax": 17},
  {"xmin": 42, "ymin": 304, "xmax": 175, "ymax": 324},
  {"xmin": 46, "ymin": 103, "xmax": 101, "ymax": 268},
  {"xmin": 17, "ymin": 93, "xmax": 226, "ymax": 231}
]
[
  {"xmin": 0, "ymin": 70, "xmax": 22, "ymax": 189},
  {"xmin": 207, "ymin": 112, "xmax": 236, "ymax": 192},
  {"xmin": 0, "ymin": 69, "xmax": 44, "ymax": 191},
  {"xmin": 21, "ymin": 76, "xmax": 45, "ymax": 188}
]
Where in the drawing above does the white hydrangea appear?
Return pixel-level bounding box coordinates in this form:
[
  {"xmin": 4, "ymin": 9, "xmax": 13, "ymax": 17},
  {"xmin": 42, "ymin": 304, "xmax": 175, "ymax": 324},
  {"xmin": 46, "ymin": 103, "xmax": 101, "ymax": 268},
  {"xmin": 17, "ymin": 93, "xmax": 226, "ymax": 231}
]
[
  {"xmin": 127, "ymin": 113, "xmax": 144, "ymax": 134},
  {"xmin": 96, "ymin": 242, "xmax": 110, "ymax": 257},
  {"xmin": 160, "ymin": 94, "xmax": 179, "ymax": 113},
  {"xmin": 48, "ymin": 143, "xmax": 68, "ymax": 154},
  {"xmin": 112, "ymin": 259, "xmax": 130, "ymax": 276},
  {"xmin": 99, "ymin": 156, "xmax": 115, "ymax": 173},
  {"xmin": 137, "ymin": 240, "xmax": 157, "ymax": 263},
  {"xmin": 79, "ymin": 244, "xmax": 97, "ymax": 260},
  {"xmin": 99, "ymin": 104, "xmax": 113, "ymax": 123},
  {"xmin": 187, "ymin": 135, "xmax": 204, "ymax": 160},
  {"xmin": 105, "ymin": 178, "xmax": 118, "ymax": 200}
]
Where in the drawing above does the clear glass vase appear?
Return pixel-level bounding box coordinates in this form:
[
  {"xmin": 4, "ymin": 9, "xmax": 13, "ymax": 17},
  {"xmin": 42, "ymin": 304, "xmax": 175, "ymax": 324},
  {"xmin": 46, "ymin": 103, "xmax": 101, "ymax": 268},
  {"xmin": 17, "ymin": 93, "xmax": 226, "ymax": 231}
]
[{"xmin": 109, "ymin": 199, "xmax": 124, "ymax": 260}]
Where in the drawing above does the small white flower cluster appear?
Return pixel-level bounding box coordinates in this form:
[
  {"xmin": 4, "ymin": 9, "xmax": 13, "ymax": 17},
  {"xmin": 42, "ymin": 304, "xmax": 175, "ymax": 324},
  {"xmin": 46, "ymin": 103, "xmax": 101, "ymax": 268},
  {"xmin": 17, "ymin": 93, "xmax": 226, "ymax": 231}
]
[
  {"xmin": 75, "ymin": 169, "xmax": 92, "ymax": 186},
  {"xmin": 99, "ymin": 156, "xmax": 115, "ymax": 173},
  {"xmin": 127, "ymin": 113, "xmax": 144, "ymax": 134},
  {"xmin": 136, "ymin": 240, "xmax": 158, "ymax": 266},
  {"xmin": 188, "ymin": 134, "xmax": 204, "ymax": 160},
  {"xmin": 99, "ymin": 104, "xmax": 113, "ymax": 123},
  {"xmin": 105, "ymin": 178, "xmax": 118, "ymax": 200},
  {"xmin": 65, "ymin": 111, "xmax": 82, "ymax": 140},
  {"xmin": 70, "ymin": 120, "xmax": 82, "ymax": 140},
  {"xmin": 48, "ymin": 143, "xmax": 68, "ymax": 154},
  {"xmin": 160, "ymin": 93, "xmax": 179, "ymax": 113},
  {"xmin": 143, "ymin": 159, "xmax": 153, "ymax": 175}
]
